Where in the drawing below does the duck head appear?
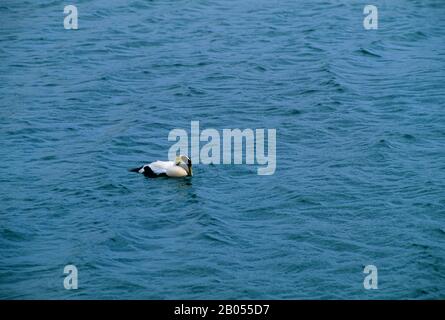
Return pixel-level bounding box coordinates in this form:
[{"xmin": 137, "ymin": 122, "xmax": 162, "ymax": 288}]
[{"xmin": 175, "ymin": 155, "xmax": 192, "ymax": 176}]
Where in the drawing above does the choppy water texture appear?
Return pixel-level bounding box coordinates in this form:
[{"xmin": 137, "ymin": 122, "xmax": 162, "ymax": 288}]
[{"xmin": 1, "ymin": 0, "xmax": 445, "ymax": 299}]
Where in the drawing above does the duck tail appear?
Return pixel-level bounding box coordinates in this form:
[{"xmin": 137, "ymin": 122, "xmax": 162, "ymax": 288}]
[{"xmin": 129, "ymin": 166, "xmax": 143, "ymax": 173}]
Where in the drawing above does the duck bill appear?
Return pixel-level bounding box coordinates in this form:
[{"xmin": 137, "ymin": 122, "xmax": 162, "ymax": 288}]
[{"xmin": 188, "ymin": 166, "xmax": 193, "ymax": 176}]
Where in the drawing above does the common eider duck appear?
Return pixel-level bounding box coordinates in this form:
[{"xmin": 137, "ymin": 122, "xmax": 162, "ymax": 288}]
[{"xmin": 130, "ymin": 155, "xmax": 192, "ymax": 178}]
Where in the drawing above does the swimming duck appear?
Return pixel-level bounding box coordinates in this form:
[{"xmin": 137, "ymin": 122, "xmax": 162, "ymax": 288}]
[{"xmin": 130, "ymin": 155, "xmax": 192, "ymax": 178}]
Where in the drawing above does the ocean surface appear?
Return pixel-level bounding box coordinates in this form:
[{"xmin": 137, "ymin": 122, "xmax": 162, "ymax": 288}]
[{"xmin": 1, "ymin": 0, "xmax": 444, "ymax": 299}]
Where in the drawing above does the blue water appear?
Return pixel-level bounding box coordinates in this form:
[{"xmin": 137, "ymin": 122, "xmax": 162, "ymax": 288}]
[{"xmin": 1, "ymin": 0, "xmax": 444, "ymax": 299}]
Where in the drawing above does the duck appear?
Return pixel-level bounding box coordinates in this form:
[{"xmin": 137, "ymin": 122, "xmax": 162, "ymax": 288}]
[{"xmin": 130, "ymin": 155, "xmax": 192, "ymax": 178}]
